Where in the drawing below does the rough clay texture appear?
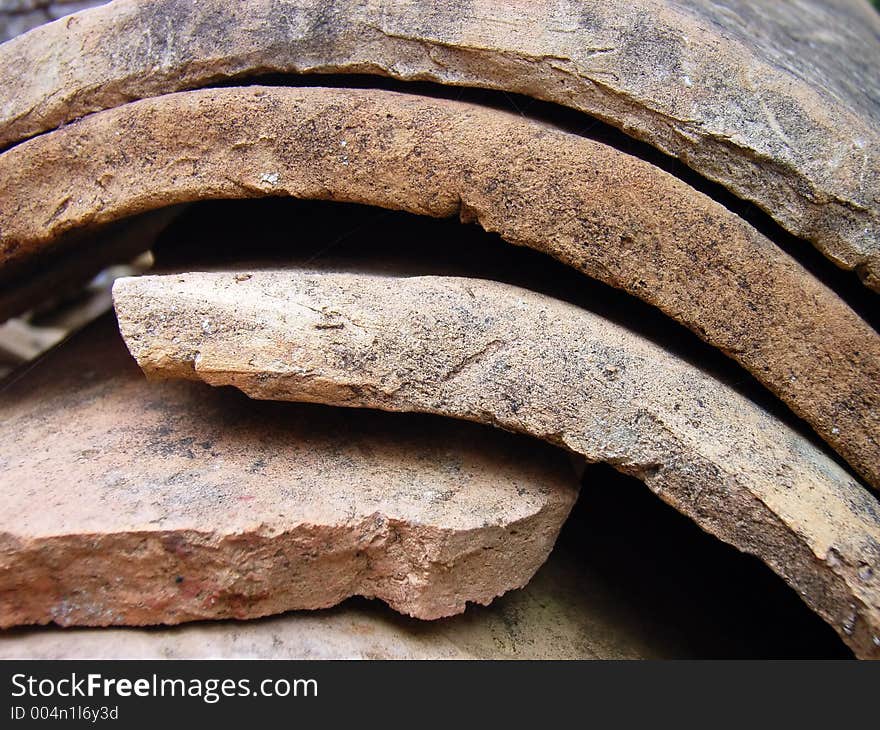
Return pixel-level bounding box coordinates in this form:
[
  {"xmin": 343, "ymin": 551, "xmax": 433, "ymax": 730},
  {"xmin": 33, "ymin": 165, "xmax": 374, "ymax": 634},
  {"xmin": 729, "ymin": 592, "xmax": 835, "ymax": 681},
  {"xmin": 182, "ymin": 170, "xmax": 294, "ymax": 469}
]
[
  {"xmin": 2, "ymin": 87, "xmax": 877, "ymax": 488},
  {"xmin": 114, "ymin": 270, "xmax": 880, "ymax": 659},
  {"xmin": 0, "ymin": 317, "xmax": 579, "ymax": 627},
  {"xmin": 0, "ymin": 0, "xmax": 878, "ymax": 286},
  {"xmin": 0, "ymin": 545, "xmax": 678, "ymax": 660}
]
